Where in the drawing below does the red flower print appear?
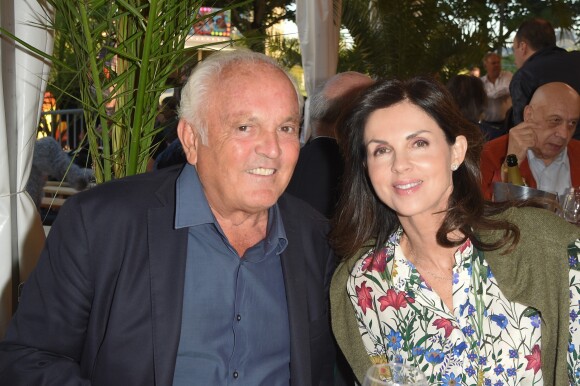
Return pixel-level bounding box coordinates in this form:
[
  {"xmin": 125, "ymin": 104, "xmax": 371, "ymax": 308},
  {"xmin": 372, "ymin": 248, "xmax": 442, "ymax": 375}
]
[
  {"xmin": 524, "ymin": 344, "xmax": 541, "ymax": 374},
  {"xmin": 356, "ymin": 281, "xmax": 374, "ymax": 315},
  {"xmin": 458, "ymin": 239, "xmax": 472, "ymax": 253},
  {"xmin": 378, "ymin": 289, "xmax": 415, "ymax": 311},
  {"xmin": 361, "ymin": 249, "xmax": 387, "ymax": 273},
  {"xmin": 432, "ymin": 317, "xmax": 456, "ymax": 338}
]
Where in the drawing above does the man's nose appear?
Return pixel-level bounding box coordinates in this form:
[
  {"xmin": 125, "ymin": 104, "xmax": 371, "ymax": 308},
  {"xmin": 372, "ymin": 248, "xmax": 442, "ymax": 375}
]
[{"xmin": 256, "ymin": 130, "xmax": 281, "ymax": 158}]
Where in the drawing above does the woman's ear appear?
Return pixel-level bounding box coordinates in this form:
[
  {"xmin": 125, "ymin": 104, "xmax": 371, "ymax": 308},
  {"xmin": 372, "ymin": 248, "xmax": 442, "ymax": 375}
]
[
  {"xmin": 177, "ymin": 119, "xmax": 199, "ymax": 165},
  {"xmin": 452, "ymin": 135, "xmax": 468, "ymax": 167}
]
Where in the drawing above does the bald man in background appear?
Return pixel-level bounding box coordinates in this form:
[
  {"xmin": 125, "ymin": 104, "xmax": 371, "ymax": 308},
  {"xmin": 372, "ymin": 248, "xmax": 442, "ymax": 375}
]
[
  {"xmin": 480, "ymin": 82, "xmax": 580, "ymax": 199},
  {"xmin": 286, "ymin": 72, "xmax": 374, "ymax": 218}
]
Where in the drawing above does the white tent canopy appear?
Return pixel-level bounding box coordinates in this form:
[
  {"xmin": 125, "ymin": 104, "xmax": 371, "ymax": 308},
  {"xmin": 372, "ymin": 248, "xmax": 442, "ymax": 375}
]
[
  {"xmin": 0, "ymin": 0, "xmax": 53, "ymax": 337},
  {"xmin": 296, "ymin": 0, "xmax": 341, "ymax": 143}
]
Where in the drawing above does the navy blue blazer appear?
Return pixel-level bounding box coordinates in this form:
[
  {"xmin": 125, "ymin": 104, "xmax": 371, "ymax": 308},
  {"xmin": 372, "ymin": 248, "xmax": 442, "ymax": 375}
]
[{"xmin": 0, "ymin": 166, "xmax": 336, "ymax": 385}]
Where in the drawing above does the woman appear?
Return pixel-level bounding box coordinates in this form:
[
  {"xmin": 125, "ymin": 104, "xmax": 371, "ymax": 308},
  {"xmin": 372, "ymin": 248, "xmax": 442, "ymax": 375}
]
[{"xmin": 330, "ymin": 77, "xmax": 580, "ymax": 385}]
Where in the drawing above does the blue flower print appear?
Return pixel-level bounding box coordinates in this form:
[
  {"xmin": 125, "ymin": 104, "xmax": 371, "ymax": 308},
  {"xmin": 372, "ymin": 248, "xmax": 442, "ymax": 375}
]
[
  {"xmin": 452, "ymin": 272, "xmax": 459, "ymax": 285},
  {"xmin": 571, "ymin": 309, "xmax": 578, "ymax": 323},
  {"xmin": 487, "ymin": 266, "xmax": 494, "ymax": 279},
  {"xmin": 509, "ymin": 349, "xmax": 518, "ymax": 358},
  {"xmin": 569, "ymin": 342, "xmax": 575, "ymax": 353},
  {"xmin": 493, "ymin": 364, "xmax": 504, "ymax": 375},
  {"xmin": 576, "ymin": 367, "xmax": 580, "ymax": 379},
  {"xmin": 441, "ymin": 372, "xmax": 461, "ymax": 386},
  {"xmin": 529, "ymin": 314, "xmax": 541, "ymax": 328},
  {"xmin": 425, "ymin": 349, "xmax": 445, "ymax": 364},
  {"xmin": 478, "ymin": 356, "xmax": 487, "ymax": 365},
  {"xmin": 570, "ymin": 254, "xmax": 578, "ymax": 267},
  {"xmin": 485, "ymin": 379, "xmax": 491, "ymax": 386},
  {"xmin": 507, "ymin": 368, "xmax": 516, "ymax": 377},
  {"xmin": 493, "ymin": 381, "xmax": 504, "ymax": 386},
  {"xmin": 468, "ymin": 304, "xmax": 476, "ymax": 315},
  {"xmin": 453, "ymin": 342, "xmax": 467, "ymax": 357},
  {"xmin": 412, "ymin": 346, "xmax": 425, "ymax": 356},
  {"xmin": 467, "ymin": 352, "xmax": 477, "ymax": 361},
  {"xmin": 490, "ymin": 313, "xmax": 508, "ymax": 329},
  {"xmin": 386, "ymin": 330, "xmax": 402, "ymax": 350},
  {"xmin": 393, "ymin": 354, "xmax": 403, "ymax": 363},
  {"xmin": 465, "ymin": 366, "xmax": 475, "ymax": 376},
  {"xmin": 462, "ymin": 325, "xmax": 475, "ymax": 336}
]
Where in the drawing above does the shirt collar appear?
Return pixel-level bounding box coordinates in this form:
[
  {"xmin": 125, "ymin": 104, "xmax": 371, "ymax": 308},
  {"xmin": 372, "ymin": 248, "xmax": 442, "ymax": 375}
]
[
  {"xmin": 527, "ymin": 146, "xmax": 568, "ymax": 167},
  {"xmin": 175, "ymin": 164, "xmax": 214, "ymax": 228},
  {"xmin": 175, "ymin": 164, "xmax": 288, "ymax": 255}
]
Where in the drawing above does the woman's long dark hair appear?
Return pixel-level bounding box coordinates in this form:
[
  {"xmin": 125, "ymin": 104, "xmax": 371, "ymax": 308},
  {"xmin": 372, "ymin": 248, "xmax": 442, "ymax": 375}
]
[{"xmin": 331, "ymin": 77, "xmax": 520, "ymax": 260}]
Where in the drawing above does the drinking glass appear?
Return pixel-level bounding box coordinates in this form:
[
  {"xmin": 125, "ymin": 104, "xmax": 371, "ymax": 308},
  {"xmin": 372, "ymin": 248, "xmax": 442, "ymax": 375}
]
[
  {"xmin": 561, "ymin": 188, "xmax": 580, "ymax": 225},
  {"xmin": 362, "ymin": 363, "xmax": 428, "ymax": 386}
]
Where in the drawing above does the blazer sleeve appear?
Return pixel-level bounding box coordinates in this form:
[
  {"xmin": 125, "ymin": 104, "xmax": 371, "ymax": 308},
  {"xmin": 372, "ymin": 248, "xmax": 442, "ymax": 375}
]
[
  {"xmin": 0, "ymin": 196, "xmax": 93, "ymax": 385},
  {"xmin": 480, "ymin": 138, "xmax": 507, "ymax": 200}
]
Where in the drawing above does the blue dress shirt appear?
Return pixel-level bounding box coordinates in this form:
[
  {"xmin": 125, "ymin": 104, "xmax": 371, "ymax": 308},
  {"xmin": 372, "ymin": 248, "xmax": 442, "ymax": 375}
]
[{"xmin": 172, "ymin": 165, "xmax": 290, "ymax": 385}]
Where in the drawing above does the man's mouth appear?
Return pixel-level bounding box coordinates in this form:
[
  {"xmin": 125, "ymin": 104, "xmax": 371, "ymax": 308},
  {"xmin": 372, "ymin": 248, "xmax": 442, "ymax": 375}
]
[{"xmin": 248, "ymin": 168, "xmax": 276, "ymax": 176}]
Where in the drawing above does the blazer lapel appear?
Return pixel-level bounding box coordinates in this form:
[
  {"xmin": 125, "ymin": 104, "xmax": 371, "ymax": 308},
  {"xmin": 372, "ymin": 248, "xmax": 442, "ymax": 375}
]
[
  {"xmin": 148, "ymin": 177, "xmax": 189, "ymax": 386},
  {"xmin": 281, "ymin": 214, "xmax": 312, "ymax": 386}
]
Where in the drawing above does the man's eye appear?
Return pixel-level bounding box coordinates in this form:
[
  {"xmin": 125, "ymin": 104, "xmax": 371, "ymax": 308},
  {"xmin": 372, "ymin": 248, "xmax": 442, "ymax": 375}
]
[
  {"xmin": 237, "ymin": 125, "xmax": 249, "ymax": 132},
  {"xmin": 280, "ymin": 126, "xmax": 296, "ymax": 134}
]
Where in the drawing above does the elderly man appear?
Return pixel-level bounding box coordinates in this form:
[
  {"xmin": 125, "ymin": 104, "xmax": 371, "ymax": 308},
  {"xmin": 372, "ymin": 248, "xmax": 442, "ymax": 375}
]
[
  {"xmin": 0, "ymin": 51, "xmax": 336, "ymax": 385},
  {"xmin": 286, "ymin": 72, "xmax": 373, "ymax": 218},
  {"xmin": 480, "ymin": 82, "xmax": 580, "ymax": 200},
  {"xmin": 480, "ymin": 52, "xmax": 512, "ymax": 129},
  {"xmin": 509, "ymin": 18, "xmax": 580, "ymax": 138}
]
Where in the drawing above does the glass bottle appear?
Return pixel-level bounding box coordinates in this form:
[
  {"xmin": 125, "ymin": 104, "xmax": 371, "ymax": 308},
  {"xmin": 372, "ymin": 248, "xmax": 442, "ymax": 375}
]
[{"xmin": 506, "ymin": 154, "xmax": 524, "ymax": 186}]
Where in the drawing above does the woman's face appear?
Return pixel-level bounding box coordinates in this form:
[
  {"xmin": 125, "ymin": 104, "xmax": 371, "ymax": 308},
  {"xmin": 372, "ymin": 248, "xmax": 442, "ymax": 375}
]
[{"xmin": 363, "ymin": 101, "xmax": 466, "ymax": 222}]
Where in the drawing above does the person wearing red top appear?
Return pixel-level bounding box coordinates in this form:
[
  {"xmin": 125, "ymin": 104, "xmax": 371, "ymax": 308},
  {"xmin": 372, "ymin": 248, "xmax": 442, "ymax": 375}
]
[{"xmin": 481, "ymin": 82, "xmax": 580, "ymax": 199}]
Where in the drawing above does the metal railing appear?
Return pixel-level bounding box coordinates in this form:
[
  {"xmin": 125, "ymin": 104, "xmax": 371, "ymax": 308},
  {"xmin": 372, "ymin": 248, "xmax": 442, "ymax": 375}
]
[{"xmin": 38, "ymin": 108, "xmax": 84, "ymax": 150}]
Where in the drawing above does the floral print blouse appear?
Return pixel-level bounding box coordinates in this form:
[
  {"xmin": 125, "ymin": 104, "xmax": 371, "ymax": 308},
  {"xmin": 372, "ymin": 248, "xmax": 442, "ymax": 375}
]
[{"xmin": 347, "ymin": 228, "xmax": 580, "ymax": 385}]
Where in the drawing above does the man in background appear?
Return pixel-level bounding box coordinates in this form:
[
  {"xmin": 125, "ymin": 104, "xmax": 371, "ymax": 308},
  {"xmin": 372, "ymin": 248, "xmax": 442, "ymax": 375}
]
[
  {"xmin": 480, "ymin": 52, "xmax": 512, "ymax": 131},
  {"xmin": 481, "ymin": 82, "xmax": 580, "ymax": 200},
  {"xmin": 0, "ymin": 50, "xmax": 336, "ymax": 385},
  {"xmin": 509, "ymin": 17, "xmax": 580, "ymax": 139},
  {"xmin": 286, "ymin": 71, "xmax": 373, "ymax": 218}
]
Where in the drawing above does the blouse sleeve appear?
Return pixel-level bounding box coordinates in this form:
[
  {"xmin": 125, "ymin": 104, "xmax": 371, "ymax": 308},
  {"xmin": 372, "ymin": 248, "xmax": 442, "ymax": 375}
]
[{"xmin": 567, "ymin": 238, "xmax": 580, "ymax": 383}]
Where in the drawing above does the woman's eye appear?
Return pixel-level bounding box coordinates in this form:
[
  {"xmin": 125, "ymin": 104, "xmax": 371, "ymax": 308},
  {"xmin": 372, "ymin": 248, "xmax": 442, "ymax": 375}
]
[
  {"xmin": 414, "ymin": 139, "xmax": 428, "ymax": 147},
  {"xmin": 372, "ymin": 147, "xmax": 389, "ymax": 156}
]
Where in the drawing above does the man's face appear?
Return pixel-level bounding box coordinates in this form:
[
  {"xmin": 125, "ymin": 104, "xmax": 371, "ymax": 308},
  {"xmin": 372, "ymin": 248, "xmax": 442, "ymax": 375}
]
[
  {"xmin": 192, "ymin": 63, "xmax": 301, "ymax": 216},
  {"xmin": 525, "ymin": 94, "xmax": 580, "ymax": 163},
  {"xmin": 484, "ymin": 54, "xmax": 501, "ymax": 79}
]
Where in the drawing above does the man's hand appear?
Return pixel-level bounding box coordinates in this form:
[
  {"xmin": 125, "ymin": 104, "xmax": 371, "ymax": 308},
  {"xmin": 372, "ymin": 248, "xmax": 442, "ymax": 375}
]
[{"xmin": 506, "ymin": 121, "xmax": 540, "ymax": 163}]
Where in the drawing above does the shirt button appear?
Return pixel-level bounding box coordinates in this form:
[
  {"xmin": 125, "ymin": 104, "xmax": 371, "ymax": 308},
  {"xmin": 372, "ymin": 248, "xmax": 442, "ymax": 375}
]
[
  {"xmin": 236, "ymin": 314, "xmax": 241, "ymax": 321},
  {"xmin": 233, "ymin": 371, "xmax": 239, "ymax": 379}
]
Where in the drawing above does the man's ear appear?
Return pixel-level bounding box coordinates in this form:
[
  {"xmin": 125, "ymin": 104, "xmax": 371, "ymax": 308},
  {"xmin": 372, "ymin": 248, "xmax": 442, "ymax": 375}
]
[
  {"xmin": 177, "ymin": 119, "xmax": 199, "ymax": 165},
  {"xmin": 523, "ymin": 105, "xmax": 533, "ymax": 122}
]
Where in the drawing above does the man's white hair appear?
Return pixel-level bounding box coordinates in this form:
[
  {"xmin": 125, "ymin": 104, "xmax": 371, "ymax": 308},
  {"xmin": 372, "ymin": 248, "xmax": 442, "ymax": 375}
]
[{"xmin": 179, "ymin": 49, "xmax": 303, "ymax": 144}]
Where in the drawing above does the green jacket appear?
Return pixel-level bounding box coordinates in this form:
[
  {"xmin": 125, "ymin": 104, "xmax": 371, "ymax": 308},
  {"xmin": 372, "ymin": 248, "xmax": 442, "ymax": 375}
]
[{"xmin": 330, "ymin": 207, "xmax": 579, "ymax": 385}]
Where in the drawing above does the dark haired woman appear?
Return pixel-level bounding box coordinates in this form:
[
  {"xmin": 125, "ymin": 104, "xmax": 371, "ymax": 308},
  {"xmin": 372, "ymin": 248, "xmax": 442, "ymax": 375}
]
[{"xmin": 330, "ymin": 77, "xmax": 580, "ymax": 385}]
